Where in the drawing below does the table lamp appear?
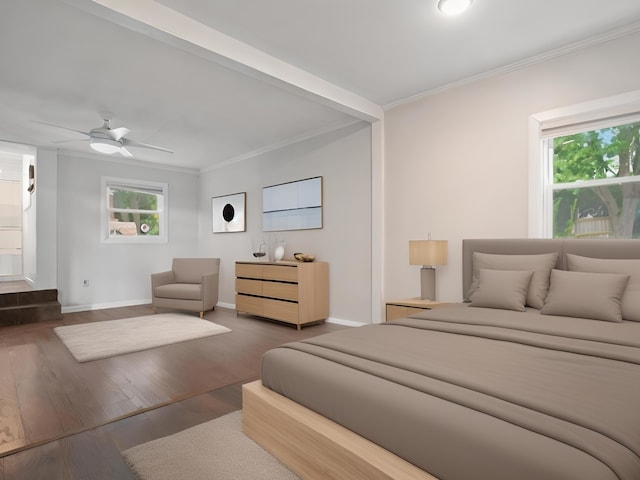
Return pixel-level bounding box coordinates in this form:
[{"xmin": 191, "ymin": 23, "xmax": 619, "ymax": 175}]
[{"xmin": 409, "ymin": 239, "xmax": 448, "ymax": 300}]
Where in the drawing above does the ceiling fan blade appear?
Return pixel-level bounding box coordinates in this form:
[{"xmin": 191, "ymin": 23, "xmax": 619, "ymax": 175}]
[
  {"xmin": 109, "ymin": 127, "xmax": 131, "ymax": 141},
  {"xmin": 31, "ymin": 120, "xmax": 90, "ymax": 137},
  {"xmin": 120, "ymin": 147, "xmax": 134, "ymax": 158},
  {"xmin": 122, "ymin": 138, "xmax": 174, "ymax": 154}
]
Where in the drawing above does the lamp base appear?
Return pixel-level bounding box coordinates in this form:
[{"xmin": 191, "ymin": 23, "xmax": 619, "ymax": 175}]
[{"xmin": 420, "ymin": 267, "xmax": 436, "ymax": 300}]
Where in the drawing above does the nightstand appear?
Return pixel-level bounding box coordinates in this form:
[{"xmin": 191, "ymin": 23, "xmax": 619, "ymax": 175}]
[{"xmin": 385, "ymin": 298, "xmax": 446, "ymax": 321}]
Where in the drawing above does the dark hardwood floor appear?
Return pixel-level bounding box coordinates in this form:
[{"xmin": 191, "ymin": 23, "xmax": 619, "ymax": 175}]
[{"xmin": 0, "ymin": 305, "xmax": 346, "ymax": 479}]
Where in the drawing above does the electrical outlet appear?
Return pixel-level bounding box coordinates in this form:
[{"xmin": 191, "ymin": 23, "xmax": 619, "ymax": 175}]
[{"xmin": 82, "ymin": 279, "xmax": 89, "ymax": 287}]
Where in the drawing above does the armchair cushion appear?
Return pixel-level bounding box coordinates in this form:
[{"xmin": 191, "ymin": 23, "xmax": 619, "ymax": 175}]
[{"xmin": 154, "ymin": 283, "xmax": 203, "ymax": 301}]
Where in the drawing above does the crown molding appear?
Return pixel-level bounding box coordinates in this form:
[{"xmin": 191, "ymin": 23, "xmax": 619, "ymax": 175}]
[
  {"xmin": 384, "ymin": 20, "xmax": 640, "ymax": 111},
  {"xmin": 57, "ymin": 147, "xmax": 200, "ymax": 175},
  {"xmin": 200, "ymin": 118, "xmax": 365, "ymax": 173}
]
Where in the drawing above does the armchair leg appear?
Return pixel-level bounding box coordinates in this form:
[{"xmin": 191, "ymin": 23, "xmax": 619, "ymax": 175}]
[
  {"xmin": 152, "ymin": 306, "xmax": 156, "ymax": 314},
  {"xmin": 200, "ymin": 311, "xmax": 204, "ymax": 319}
]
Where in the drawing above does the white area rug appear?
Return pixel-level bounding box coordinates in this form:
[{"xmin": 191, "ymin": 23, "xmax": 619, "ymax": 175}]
[
  {"xmin": 123, "ymin": 410, "xmax": 299, "ymax": 480},
  {"xmin": 54, "ymin": 313, "xmax": 231, "ymax": 362}
]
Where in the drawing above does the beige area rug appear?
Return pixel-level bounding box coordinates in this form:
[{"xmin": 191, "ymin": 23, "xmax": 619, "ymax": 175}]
[
  {"xmin": 54, "ymin": 313, "xmax": 231, "ymax": 362},
  {"xmin": 123, "ymin": 410, "xmax": 300, "ymax": 480}
]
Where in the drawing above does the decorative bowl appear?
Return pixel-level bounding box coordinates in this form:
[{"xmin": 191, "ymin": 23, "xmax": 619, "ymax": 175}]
[{"xmin": 293, "ymin": 253, "xmax": 315, "ymax": 262}]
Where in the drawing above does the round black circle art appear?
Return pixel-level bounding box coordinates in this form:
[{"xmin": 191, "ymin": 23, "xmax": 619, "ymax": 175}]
[{"xmin": 222, "ymin": 203, "xmax": 235, "ymax": 222}]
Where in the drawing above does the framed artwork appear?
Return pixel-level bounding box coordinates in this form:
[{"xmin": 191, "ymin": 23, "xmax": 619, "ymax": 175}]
[
  {"xmin": 263, "ymin": 176, "xmax": 322, "ymax": 232},
  {"xmin": 212, "ymin": 192, "xmax": 246, "ymax": 233}
]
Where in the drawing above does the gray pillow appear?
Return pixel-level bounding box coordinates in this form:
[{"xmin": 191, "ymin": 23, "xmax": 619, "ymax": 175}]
[
  {"xmin": 469, "ymin": 269, "xmax": 533, "ymax": 312},
  {"xmin": 467, "ymin": 252, "xmax": 558, "ymax": 309},
  {"xmin": 566, "ymin": 254, "xmax": 640, "ymax": 322},
  {"xmin": 541, "ymin": 269, "xmax": 630, "ymax": 322}
]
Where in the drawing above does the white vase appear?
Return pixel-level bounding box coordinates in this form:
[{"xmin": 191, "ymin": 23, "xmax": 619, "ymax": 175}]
[{"xmin": 274, "ymin": 244, "xmax": 285, "ymax": 261}]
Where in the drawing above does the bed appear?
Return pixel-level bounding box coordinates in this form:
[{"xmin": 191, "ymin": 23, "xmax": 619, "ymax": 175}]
[{"xmin": 242, "ymin": 238, "xmax": 640, "ymax": 479}]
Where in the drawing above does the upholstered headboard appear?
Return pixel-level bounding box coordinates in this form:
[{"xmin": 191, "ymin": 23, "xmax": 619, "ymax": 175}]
[{"xmin": 462, "ymin": 238, "xmax": 640, "ymax": 300}]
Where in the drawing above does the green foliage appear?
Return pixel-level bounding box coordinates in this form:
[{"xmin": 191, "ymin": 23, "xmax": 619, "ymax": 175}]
[
  {"xmin": 112, "ymin": 189, "xmax": 158, "ymax": 210},
  {"xmin": 552, "ymin": 122, "xmax": 640, "ymax": 239},
  {"xmin": 111, "ymin": 188, "xmax": 160, "ymax": 236}
]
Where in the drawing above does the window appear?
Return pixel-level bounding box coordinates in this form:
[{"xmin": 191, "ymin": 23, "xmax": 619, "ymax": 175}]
[
  {"xmin": 529, "ymin": 90, "xmax": 640, "ymax": 239},
  {"xmin": 545, "ymin": 120, "xmax": 640, "ymax": 239},
  {"xmin": 101, "ymin": 177, "xmax": 168, "ymax": 243}
]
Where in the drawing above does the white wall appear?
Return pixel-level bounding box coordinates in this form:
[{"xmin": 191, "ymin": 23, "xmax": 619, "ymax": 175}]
[
  {"xmin": 30, "ymin": 147, "xmax": 57, "ymax": 288},
  {"xmin": 57, "ymin": 153, "xmax": 199, "ymax": 310},
  {"xmin": 384, "ymin": 31, "xmax": 640, "ymax": 303},
  {"xmin": 198, "ymin": 121, "xmax": 372, "ymax": 324}
]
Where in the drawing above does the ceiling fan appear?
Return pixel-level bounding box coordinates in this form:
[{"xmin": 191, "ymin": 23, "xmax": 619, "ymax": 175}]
[{"xmin": 35, "ymin": 118, "xmax": 174, "ymax": 157}]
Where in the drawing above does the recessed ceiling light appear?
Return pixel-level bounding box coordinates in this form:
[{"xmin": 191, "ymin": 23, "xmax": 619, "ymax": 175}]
[{"xmin": 437, "ymin": 0, "xmax": 473, "ymax": 16}]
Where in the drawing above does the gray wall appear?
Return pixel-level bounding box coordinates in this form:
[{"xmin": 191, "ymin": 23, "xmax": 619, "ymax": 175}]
[
  {"xmin": 30, "ymin": 147, "xmax": 57, "ymax": 289},
  {"xmin": 56, "ymin": 153, "xmax": 199, "ymax": 311},
  {"xmin": 198, "ymin": 121, "xmax": 372, "ymax": 324}
]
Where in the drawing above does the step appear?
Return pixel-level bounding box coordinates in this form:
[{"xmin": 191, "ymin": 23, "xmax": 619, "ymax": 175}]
[
  {"xmin": 0, "ymin": 289, "xmax": 62, "ymax": 326},
  {"xmin": 0, "ymin": 289, "xmax": 58, "ymax": 308}
]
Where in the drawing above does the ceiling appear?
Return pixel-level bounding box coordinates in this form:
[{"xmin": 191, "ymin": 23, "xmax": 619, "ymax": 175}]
[{"xmin": 1, "ymin": 0, "xmax": 640, "ymax": 171}]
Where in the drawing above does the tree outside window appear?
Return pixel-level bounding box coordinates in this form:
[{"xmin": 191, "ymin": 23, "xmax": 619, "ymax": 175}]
[
  {"xmin": 102, "ymin": 177, "xmax": 168, "ymax": 243},
  {"xmin": 549, "ymin": 121, "xmax": 640, "ymax": 239}
]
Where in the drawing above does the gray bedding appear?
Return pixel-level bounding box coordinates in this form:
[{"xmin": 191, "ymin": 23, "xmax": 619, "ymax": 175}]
[{"xmin": 261, "ymin": 304, "xmax": 640, "ymax": 480}]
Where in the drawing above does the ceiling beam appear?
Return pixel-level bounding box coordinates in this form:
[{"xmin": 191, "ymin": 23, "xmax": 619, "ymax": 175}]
[{"xmin": 63, "ymin": 0, "xmax": 384, "ymax": 123}]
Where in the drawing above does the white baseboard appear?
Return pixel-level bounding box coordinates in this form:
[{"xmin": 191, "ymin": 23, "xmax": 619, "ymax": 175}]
[
  {"xmin": 61, "ymin": 298, "xmax": 150, "ymax": 314},
  {"xmin": 326, "ymin": 317, "xmax": 365, "ymax": 327},
  {"xmin": 217, "ymin": 301, "xmax": 235, "ymax": 310}
]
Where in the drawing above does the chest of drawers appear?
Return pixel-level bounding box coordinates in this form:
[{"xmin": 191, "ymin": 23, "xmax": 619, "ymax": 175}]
[{"xmin": 235, "ymin": 261, "xmax": 329, "ymax": 329}]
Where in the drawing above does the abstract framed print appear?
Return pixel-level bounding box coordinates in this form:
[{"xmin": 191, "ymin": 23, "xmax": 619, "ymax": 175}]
[{"xmin": 212, "ymin": 192, "xmax": 246, "ymax": 233}]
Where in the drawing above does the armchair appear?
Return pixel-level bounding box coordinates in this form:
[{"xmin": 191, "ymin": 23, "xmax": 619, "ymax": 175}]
[{"xmin": 151, "ymin": 258, "xmax": 220, "ymax": 318}]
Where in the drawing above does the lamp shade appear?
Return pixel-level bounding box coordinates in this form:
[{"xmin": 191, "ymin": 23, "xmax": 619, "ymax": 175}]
[{"xmin": 409, "ymin": 240, "xmax": 448, "ymax": 266}]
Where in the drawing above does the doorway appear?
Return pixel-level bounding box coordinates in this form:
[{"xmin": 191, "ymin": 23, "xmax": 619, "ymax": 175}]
[{"xmin": 0, "ymin": 141, "xmax": 35, "ymax": 281}]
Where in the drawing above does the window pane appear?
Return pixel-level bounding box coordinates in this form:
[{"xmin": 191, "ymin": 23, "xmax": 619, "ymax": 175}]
[
  {"xmin": 110, "ymin": 212, "xmax": 160, "ymax": 237},
  {"xmin": 103, "ymin": 178, "xmax": 167, "ymax": 243},
  {"xmin": 551, "ymin": 120, "xmax": 640, "ymax": 239},
  {"xmin": 553, "ymin": 184, "xmax": 640, "ymax": 239},
  {"xmin": 110, "ymin": 187, "xmax": 159, "ymax": 211},
  {"xmin": 553, "ymin": 122, "xmax": 640, "ymax": 183}
]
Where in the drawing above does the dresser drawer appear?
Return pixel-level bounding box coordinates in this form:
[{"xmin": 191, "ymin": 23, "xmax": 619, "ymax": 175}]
[
  {"xmin": 263, "ymin": 298, "xmax": 299, "ymax": 324},
  {"xmin": 236, "ymin": 263, "xmax": 263, "ymax": 279},
  {"xmin": 236, "ymin": 278, "xmax": 263, "ymax": 296},
  {"xmin": 263, "ymin": 281, "xmax": 298, "ymax": 301},
  {"xmin": 262, "ymin": 265, "xmax": 298, "ymax": 282},
  {"xmin": 236, "ymin": 294, "xmax": 263, "ymax": 315}
]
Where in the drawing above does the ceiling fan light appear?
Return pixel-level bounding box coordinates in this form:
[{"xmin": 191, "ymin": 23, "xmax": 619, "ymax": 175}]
[
  {"xmin": 437, "ymin": 0, "xmax": 473, "ymax": 16},
  {"xmin": 90, "ymin": 137, "xmax": 122, "ymax": 155}
]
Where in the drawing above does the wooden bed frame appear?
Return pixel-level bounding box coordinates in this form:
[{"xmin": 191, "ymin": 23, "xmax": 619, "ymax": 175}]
[{"xmin": 242, "ymin": 380, "xmax": 438, "ymax": 480}]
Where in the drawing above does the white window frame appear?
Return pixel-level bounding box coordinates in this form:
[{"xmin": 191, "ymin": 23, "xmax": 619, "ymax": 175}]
[
  {"xmin": 101, "ymin": 176, "xmax": 168, "ymax": 244},
  {"xmin": 528, "ymin": 89, "xmax": 640, "ymax": 238}
]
